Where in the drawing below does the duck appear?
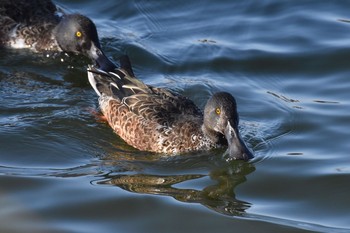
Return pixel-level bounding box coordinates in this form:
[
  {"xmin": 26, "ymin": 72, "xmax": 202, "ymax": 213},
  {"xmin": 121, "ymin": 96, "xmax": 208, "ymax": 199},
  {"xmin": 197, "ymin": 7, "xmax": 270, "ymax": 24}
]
[
  {"xmin": 87, "ymin": 55, "xmax": 253, "ymax": 161},
  {"xmin": 0, "ymin": 0, "xmax": 115, "ymax": 71}
]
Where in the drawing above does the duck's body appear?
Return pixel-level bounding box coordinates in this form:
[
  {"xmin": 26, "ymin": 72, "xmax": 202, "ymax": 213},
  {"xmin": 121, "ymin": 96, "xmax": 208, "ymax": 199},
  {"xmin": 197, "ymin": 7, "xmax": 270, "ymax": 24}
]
[
  {"xmin": 87, "ymin": 56, "xmax": 253, "ymax": 160},
  {"xmin": 99, "ymin": 85, "xmax": 215, "ymax": 154},
  {"xmin": 0, "ymin": 0, "xmax": 115, "ymax": 70},
  {"xmin": 0, "ymin": 0, "xmax": 60, "ymax": 51}
]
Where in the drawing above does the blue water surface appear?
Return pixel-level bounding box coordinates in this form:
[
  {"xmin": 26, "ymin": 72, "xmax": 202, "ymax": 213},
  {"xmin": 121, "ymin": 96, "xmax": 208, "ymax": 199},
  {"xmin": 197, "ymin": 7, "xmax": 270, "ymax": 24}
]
[{"xmin": 1, "ymin": 1, "xmax": 350, "ymax": 232}]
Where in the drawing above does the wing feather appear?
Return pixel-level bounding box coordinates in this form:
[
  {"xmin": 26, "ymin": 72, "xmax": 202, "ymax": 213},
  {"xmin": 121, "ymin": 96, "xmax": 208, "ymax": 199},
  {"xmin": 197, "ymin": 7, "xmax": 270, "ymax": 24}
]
[{"xmin": 88, "ymin": 55, "xmax": 202, "ymax": 127}]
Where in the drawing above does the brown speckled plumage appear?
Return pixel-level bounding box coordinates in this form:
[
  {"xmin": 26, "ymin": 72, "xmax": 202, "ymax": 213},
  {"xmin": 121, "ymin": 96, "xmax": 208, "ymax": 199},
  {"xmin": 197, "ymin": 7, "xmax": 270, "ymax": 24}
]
[
  {"xmin": 0, "ymin": 0, "xmax": 59, "ymax": 51},
  {"xmin": 93, "ymin": 69, "xmax": 213, "ymax": 154},
  {"xmin": 102, "ymin": 95, "xmax": 212, "ymax": 154},
  {"xmin": 87, "ymin": 55, "xmax": 253, "ymax": 160}
]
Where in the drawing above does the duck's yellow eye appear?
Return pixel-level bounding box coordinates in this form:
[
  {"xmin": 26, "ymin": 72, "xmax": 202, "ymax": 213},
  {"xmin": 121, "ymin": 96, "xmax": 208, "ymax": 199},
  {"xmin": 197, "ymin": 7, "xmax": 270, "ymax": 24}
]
[
  {"xmin": 215, "ymin": 108, "xmax": 221, "ymax": 115},
  {"xmin": 76, "ymin": 31, "xmax": 82, "ymax": 38}
]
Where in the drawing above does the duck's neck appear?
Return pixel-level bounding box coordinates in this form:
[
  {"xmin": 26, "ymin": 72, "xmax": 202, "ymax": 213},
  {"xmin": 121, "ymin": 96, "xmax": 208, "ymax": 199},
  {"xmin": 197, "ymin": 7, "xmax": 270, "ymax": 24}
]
[{"xmin": 201, "ymin": 125, "xmax": 223, "ymax": 144}]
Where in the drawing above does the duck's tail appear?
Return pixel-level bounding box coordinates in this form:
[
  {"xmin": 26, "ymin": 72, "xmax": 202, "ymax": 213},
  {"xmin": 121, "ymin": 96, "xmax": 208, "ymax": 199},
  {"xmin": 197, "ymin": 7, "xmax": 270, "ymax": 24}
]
[{"xmin": 87, "ymin": 55, "xmax": 150, "ymax": 100}]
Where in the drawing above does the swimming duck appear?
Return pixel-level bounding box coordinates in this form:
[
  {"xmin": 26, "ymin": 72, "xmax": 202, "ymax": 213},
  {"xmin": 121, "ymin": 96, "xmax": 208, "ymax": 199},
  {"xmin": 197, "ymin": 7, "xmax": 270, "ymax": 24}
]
[
  {"xmin": 87, "ymin": 55, "xmax": 253, "ymax": 161},
  {"xmin": 0, "ymin": 0, "xmax": 115, "ymax": 71}
]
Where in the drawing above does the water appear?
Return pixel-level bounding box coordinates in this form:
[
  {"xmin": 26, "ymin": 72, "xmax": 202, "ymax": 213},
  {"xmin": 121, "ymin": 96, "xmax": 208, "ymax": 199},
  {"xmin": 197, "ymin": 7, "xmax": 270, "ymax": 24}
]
[{"xmin": 1, "ymin": 1, "xmax": 350, "ymax": 232}]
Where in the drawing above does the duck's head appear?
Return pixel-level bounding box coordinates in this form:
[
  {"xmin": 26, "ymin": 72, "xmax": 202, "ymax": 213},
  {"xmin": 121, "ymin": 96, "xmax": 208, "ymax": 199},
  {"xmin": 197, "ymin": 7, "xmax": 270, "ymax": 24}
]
[
  {"xmin": 203, "ymin": 92, "xmax": 253, "ymax": 161},
  {"xmin": 55, "ymin": 14, "xmax": 116, "ymax": 71}
]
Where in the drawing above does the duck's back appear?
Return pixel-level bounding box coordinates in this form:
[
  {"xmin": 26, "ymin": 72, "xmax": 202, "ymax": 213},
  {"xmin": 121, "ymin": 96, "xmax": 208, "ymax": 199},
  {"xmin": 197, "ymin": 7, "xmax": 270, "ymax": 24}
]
[
  {"xmin": 99, "ymin": 90, "xmax": 211, "ymax": 154},
  {"xmin": 0, "ymin": 0, "xmax": 57, "ymax": 23},
  {"xmin": 0, "ymin": 0, "xmax": 59, "ymax": 50}
]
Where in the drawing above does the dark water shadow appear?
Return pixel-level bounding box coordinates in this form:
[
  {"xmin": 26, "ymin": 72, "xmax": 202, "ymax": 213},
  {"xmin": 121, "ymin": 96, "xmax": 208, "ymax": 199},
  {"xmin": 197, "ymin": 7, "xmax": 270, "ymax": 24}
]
[{"xmin": 95, "ymin": 151, "xmax": 255, "ymax": 217}]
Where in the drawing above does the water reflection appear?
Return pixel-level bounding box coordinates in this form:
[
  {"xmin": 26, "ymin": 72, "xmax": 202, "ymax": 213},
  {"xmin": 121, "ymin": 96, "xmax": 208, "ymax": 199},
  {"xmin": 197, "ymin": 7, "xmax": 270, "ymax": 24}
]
[{"xmin": 97, "ymin": 154, "xmax": 255, "ymax": 217}]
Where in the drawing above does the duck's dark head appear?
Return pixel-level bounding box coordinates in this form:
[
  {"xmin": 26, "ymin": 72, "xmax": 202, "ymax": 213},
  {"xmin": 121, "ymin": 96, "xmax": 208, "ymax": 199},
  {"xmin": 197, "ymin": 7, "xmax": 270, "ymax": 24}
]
[
  {"xmin": 54, "ymin": 14, "xmax": 115, "ymax": 71},
  {"xmin": 203, "ymin": 92, "xmax": 253, "ymax": 161}
]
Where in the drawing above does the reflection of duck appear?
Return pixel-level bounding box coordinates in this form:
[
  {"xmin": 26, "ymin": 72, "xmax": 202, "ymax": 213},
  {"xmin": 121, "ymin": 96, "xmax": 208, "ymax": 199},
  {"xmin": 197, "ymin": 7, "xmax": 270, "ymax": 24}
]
[
  {"xmin": 87, "ymin": 55, "xmax": 253, "ymax": 160},
  {"xmin": 98, "ymin": 161, "xmax": 255, "ymax": 216},
  {"xmin": 0, "ymin": 0, "xmax": 114, "ymax": 71}
]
